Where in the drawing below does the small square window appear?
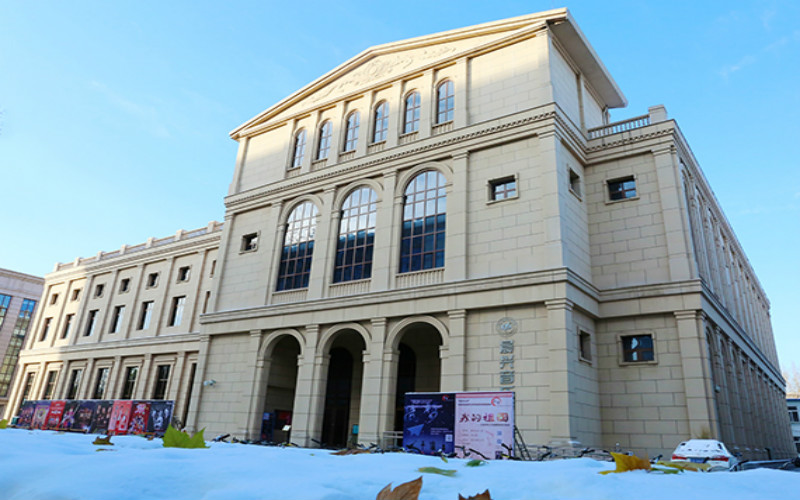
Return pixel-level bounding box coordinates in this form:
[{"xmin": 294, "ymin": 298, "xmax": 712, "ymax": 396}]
[
  {"xmin": 119, "ymin": 278, "xmax": 131, "ymax": 293},
  {"xmin": 71, "ymin": 289, "xmax": 81, "ymax": 301},
  {"xmin": 146, "ymin": 273, "xmax": 159, "ymax": 288},
  {"xmin": 489, "ymin": 176, "xmax": 518, "ymax": 202},
  {"xmin": 94, "ymin": 284, "xmax": 105, "ymax": 298},
  {"xmin": 49, "ymin": 294, "xmax": 59, "ymax": 305},
  {"xmin": 241, "ymin": 233, "xmax": 259, "ymax": 252},
  {"xmin": 608, "ymin": 176, "xmax": 637, "ymax": 201},
  {"xmin": 578, "ymin": 330, "xmax": 592, "ymax": 362},
  {"xmin": 177, "ymin": 266, "xmax": 191, "ymax": 282},
  {"xmin": 569, "ymin": 168, "xmax": 582, "ymax": 198},
  {"xmin": 621, "ymin": 334, "xmax": 655, "ymax": 363}
]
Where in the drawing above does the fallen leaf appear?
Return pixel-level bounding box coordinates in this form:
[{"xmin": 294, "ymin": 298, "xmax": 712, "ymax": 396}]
[
  {"xmin": 376, "ymin": 476, "xmax": 422, "ymax": 500},
  {"xmin": 465, "ymin": 459, "xmax": 486, "ymax": 467},
  {"xmin": 92, "ymin": 436, "xmax": 113, "ymax": 446},
  {"xmin": 0, "ymin": 419, "xmax": 8, "ymax": 429},
  {"xmin": 459, "ymin": 490, "xmax": 492, "ymax": 500},
  {"xmin": 417, "ymin": 467, "xmax": 457, "ymax": 477},
  {"xmin": 598, "ymin": 452, "xmax": 651, "ymax": 474},
  {"xmin": 332, "ymin": 448, "xmax": 370, "ymax": 456}
]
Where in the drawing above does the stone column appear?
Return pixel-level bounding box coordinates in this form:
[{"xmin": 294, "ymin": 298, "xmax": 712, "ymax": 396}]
[
  {"xmin": 168, "ymin": 352, "xmax": 187, "ymax": 403},
  {"xmin": 185, "ymin": 335, "xmax": 210, "ymax": 432},
  {"xmin": 545, "ymin": 298, "xmax": 576, "ymax": 442},
  {"xmin": 370, "ymin": 172, "xmax": 397, "ymax": 292},
  {"xmin": 357, "ymin": 318, "xmax": 388, "ymax": 445},
  {"xmin": 290, "ymin": 325, "xmax": 321, "ymax": 446},
  {"xmin": 454, "ymin": 58, "xmax": 469, "ymax": 128},
  {"xmin": 135, "ymin": 353, "xmax": 154, "ymax": 400},
  {"xmin": 377, "ymin": 347, "xmax": 400, "ymax": 446},
  {"xmin": 419, "ymin": 69, "xmax": 435, "ymax": 139},
  {"xmin": 106, "ymin": 355, "xmax": 123, "ymax": 399},
  {"xmin": 674, "ymin": 310, "xmax": 715, "ymax": 438},
  {"xmin": 79, "ymin": 358, "xmax": 96, "ymax": 399},
  {"xmin": 240, "ymin": 330, "xmax": 264, "ymax": 439},
  {"xmin": 444, "ymin": 153, "xmax": 468, "ymax": 282},
  {"xmin": 441, "ymin": 310, "xmax": 466, "ymax": 392}
]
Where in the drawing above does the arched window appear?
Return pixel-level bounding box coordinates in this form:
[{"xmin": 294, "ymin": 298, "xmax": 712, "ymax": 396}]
[
  {"xmin": 290, "ymin": 129, "xmax": 306, "ymax": 169},
  {"xmin": 435, "ymin": 81, "xmax": 454, "ymax": 124},
  {"xmin": 316, "ymin": 120, "xmax": 332, "ymax": 160},
  {"xmin": 276, "ymin": 201, "xmax": 319, "ymax": 291},
  {"xmin": 400, "ymin": 170, "xmax": 446, "ymax": 273},
  {"xmin": 333, "ymin": 187, "xmax": 377, "ymax": 283},
  {"xmin": 403, "ymin": 91, "xmax": 420, "ymax": 134},
  {"xmin": 343, "ymin": 112, "xmax": 360, "ymax": 152},
  {"xmin": 372, "ymin": 101, "xmax": 389, "ymax": 143}
]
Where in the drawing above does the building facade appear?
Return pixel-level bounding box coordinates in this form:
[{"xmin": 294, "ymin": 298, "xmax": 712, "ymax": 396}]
[
  {"xmin": 789, "ymin": 398, "xmax": 800, "ymax": 453},
  {"xmin": 6, "ymin": 9, "xmax": 793, "ymax": 459},
  {"xmin": 2, "ymin": 223, "xmax": 221, "ymax": 426},
  {"xmin": 0, "ymin": 268, "xmax": 44, "ymax": 416}
]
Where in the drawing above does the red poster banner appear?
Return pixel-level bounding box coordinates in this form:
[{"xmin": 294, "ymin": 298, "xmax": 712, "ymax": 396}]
[
  {"xmin": 128, "ymin": 401, "xmax": 151, "ymax": 435},
  {"xmin": 107, "ymin": 400, "xmax": 133, "ymax": 435},
  {"xmin": 44, "ymin": 401, "xmax": 66, "ymax": 430}
]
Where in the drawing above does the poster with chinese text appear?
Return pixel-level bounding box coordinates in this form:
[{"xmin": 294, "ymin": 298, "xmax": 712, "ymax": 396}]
[
  {"xmin": 44, "ymin": 400, "xmax": 66, "ymax": 429},
  {"xmin": 454, "ymin": 392, "xmax": 514, "ymax": 459},
  {"xmin": 402, "ymin": 393, "xmax": 455, "ymax": 455},
  {"xmin": 128, "ymin": 401, "xmax": 150, "ymax": 434},
  {"xmin": 107, "ymin": 400, "xmax": 132, "ymax": 435}
]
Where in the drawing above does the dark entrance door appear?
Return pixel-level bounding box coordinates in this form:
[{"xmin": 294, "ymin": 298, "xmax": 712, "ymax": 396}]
[
  {"xmin": 321, "ymin": 347, "xmax": 354, "ymax": 447},
  {"xmin": 394, "ymin": 343, "xmax": 416, "ymax": 431}
]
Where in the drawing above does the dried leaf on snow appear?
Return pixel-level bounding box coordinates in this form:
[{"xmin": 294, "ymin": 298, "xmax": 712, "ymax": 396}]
[
  {"xmin": 598, "ymin": 452, "xmax": 651, "ymax": 474},
  {"xmin": 459, "ymin": 489, "xmax": 492, "ymax": 500},
  {"xmin": 376, "ymin": 476, "xmax": 422, "ymax": 500}
]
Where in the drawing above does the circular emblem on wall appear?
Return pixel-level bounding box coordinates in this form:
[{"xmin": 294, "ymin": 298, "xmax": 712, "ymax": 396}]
[{"xmin": 495, "ymin": 317, "xmax": 518, "ymax": 337}]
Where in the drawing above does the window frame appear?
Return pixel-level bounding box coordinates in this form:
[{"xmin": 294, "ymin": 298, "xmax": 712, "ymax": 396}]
[
  {"xmin": 120, "ymin": 365, "xmax": 139, "ymax": 400},
  {"xmin": 152, "ymin": 364, "xmax": 171, "ymax": 400},
  {"xmin": 333, "ymin": 187, "xmax": 378, "ymax": 283},
  {"xmin": 568, "ymin": 167, "xmax": 582, "ymax": 200},
  {"xmin": 619, "ymin": 333, "xmax": 657, "ymax": 365},
  {"xmin": 177, "ymin": 266, "xmax": 191, "ymax": 283},
  {"xmin": 109, "ymin": 305, "xmax": 125, "ymax": 333},
  {"xmin": 403, "ymin": 91, "xmax": 421, "ymax": 134},
  {"xmin": 61, "ymin": 314, "xmax": 74, "ymax": 339},
  {"xmin": 606, "ymin": 175, "xmax": 638, "ymax": 203},
  {"xmin": 84, "ymin": 310, "xmax": 98, "ymax": 337},
  {"xmin": 487, "ymin": 175, "xmax": 518, "ymax": 203},
  {"xmin": 168, "ymin": 296, "xmax": 186, "ymax": 327},
  {"xmin": 146, "ymin": 272, "xmax": 159, "ymax": 288},
  {"xmin": 315, "ymin": 120, "xmax": 333, "ymax": 160},
  {"xmin": 41, "ymin": 370, "xmax": 58, "ymax": 400},
  {"xmin": 435, "ymin": 80, "xmax": 455, "ymax": 124},
  {"xmin": 39, "ymin": 317, "xmax": 52, "ymax": 342},
  {"xmin": 65, "ymin": 368, "xmax": 82, "ymax": 400},
  {"xmin": 372, "ymin": 101, "xmax": 389, "ymax": 143},
  {"xmin": 119, "ymin": 278, "xmax": 131, "ymax": 293},
  {"xmin": 241, "ymin": 232, "xmax": 259, "ymax": 253},
  {"xmin": 138, "ymin": 301, "xmax": 154, "ymax": 330},
  {"xmin": 276, "ymin": 201, "xmax": 319, "ymax": 291},
  {"xmin": 92, "ymin": 366, "xmax": 110, "ymax": 399},
  {"xmin": 578, "ymin": 329, "xmax": 592, "ymax": 364},
  {"xmin": 343, "ymin": 111, "xmax": 360, "ymax": 152},
  {"xmin": 289, "ymin": 128, "xmax": 307, "ymax": 170},
  {"xmin": 399, "ymin": 170, "xmax": 447, "ymax": 274}
]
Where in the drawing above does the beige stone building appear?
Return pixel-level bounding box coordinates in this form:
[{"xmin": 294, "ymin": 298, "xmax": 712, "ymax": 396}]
[
  {"xmin": 0, "ymin": 268, "xmax": 44, "ymax": 416},
  {"xmin": 5, "ymin": 9, "xmax": 793, "ymax": 459},
  {"xmin": 3, "ymin": 223, "xmax": 221, "ymax": 425}
]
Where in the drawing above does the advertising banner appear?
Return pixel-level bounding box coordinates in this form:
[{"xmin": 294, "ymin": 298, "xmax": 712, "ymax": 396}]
[
  {"xmin": 44, "ymin": 400, "xmax": 66, "ymax": 429},
  {"xmin": 146, "ymin": 401, "xmax": 173, "ymax": 434},
  {"xmin": 108, "ymin": 400, "xmax": 132, "ymax": 435},
  {"xmin": 91, "ymin": 400, "xmax": 114, "ymax": 434},
  {"xmin": 454, "ymin": 392, "xmax": 514, "ymax": 459},
  {"xmin": 402, "ymin": 393, "xmax": 455, "ymax": 455},
  {"xmin": 73, "ymin": 400, "xmax": 97, "ymax": 432},
  {"xmin": 128, "ymin": 401, "xmax": 150, "ymax": 434},
  {"xmin": 16, "ymin": 401, "xmax": 35, "ymax": 428},
  {"xmin": 31, "ymin": 401, "xmax": 51, "ymax": 430},
  {"xmin": 59, "ymin": 400, "xmax": 81, "ymax": 430}
]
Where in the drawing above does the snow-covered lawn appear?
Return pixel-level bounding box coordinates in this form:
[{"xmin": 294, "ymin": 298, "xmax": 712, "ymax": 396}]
[{"xmin": 0, "ymin": 429, "xmax": 797, "ymax": 500}]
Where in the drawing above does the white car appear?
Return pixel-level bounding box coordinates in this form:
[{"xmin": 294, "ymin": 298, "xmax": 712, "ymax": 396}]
[{"xmin": 671, "ymin": 439, "xmax": 739, "ymax": 471}]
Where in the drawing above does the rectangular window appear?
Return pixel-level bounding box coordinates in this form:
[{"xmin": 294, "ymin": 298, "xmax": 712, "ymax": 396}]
[
  {"xmin": 579, "ymin": 330, "xmax": 592, "ymax": 362},
  {"xmin": 177, "ymin": 266, "xmax": 190, "ymax": 282},
  {"xmin": 121, "ymin": 366, "xmax": 139, "ymax": 400},
  {"xmin": 608, "ymin": 176, "xmax": 637, "ymax": 201},
  {"xmin": 50, "ymin": 293, "xmax": 59, "ymax": 305},
  {"xmin": 93, "ymin": 367, "xmax": 109, "ymax": 399},
  {"xmin": 489, "ymin": 177, "xmax": 517, "ymax": 201},
  {"xmin": 42, "ymin": 370, "xmax": 58, "ymax": 400},
  {"xmin": 110, "ymin": 305, "xmax": 125, "ymax": 333},
  {"xmin": 119, "ymin": 278, "xmax": 131, "ymax": 293},
  {"xmin": 146, "ymin": 273, "xmax": 159, "ymax": 288},
  {"xmin": 0, "ymin": 298, "xmax": 37, "ymax": 397},
  {"xmin": 203, "ymin": 291, "xmax": 211, "ymax": 314},
  {"xmin": 241, "ymin": 233, "xmax": 258, "ymax": 252},
  {"xmin": 138, "ymin": 301, "xmax": 154, "ymax": 330},
  {"xmin": 21, "ymin": 372, "xmax": 35, "ymax": 401},
  {"xmin": 168, "ymin": 296, "xmax": 186, "ymax": 327},
  {"xmin": 790, "ymin": 406, "xmax": 799, "ymax": 423},
  {"xmin": 71, "ymin": 288, "xmax": 81, "ymax": 301},
  {"xmin": 39, "ymin": 318, "xmax": 52, "ymax": 342},
  {"xmin": 0, "ymin": 293, "xmax": 11, "ymax": 330},
  {"xmin": 84, "ymin": 310, "xmax": 98, "ymax": 337},
  {"xmin": 94, "ymin": 283, "xmax": 105, "ymax": 297},
  {"xmin": 61, "ymin": 314, "xmax": 74, "ymax": 339},
  {"xmin": 210, "ymin": 260, "xmax": 217, "ymax": 277},
  {"xmin": 65, "ymin": 369, "xmax": 82, "ymax": 399},
  {"xmin": 152, "ymin": 364, "xmax": 171, "ymax": 400},
  {"xmin": 621, "ymin": 334, "xmax": 655, "ymax": 363},
  {"xmin": 569, "ymin": 168, "xmax": 582, "ymax": 198}
]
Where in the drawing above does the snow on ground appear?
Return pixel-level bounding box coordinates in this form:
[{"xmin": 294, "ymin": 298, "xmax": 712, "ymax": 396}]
[{"xmin": 0, "ymin": 429, "xmax": 797, "ymax": 500}]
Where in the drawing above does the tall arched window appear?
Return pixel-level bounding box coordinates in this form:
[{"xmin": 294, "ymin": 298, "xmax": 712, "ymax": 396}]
[
  {"xmin": 400, "ymin": 170, "xmax": 446, "ymax": 273},
  {"xmin": 333, "ymin": 187, "xmax": 377, "ymax": 283},
  {"xmin": 343, "ymin": 112, "xmax": 360, "ymax": 152},
  {"xmin": 290, "ymin": 129, "xmax": 306, "ymax": 169},
  {"xmin": 372, "ymin": 101, "xmax": 389, "ymax": 143},
  {"xmin": 435, "ymin": 81, "xmax": 454, "ymax": 124},
  {"xmin": 276, "ymin": 201, "xmax": 319, "ymax": 291},
  {"xmin": 403, "ymin": 91, "xmax": 420, "ymax": 134},
  {"xmin": 316, "ymin": 120, "xmax": 332, "ymax": 160}
]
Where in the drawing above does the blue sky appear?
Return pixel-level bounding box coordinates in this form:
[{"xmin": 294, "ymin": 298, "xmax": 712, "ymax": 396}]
[{"xmin": 1, "ymin": 1, "xmax": 798, "ymax": 370}]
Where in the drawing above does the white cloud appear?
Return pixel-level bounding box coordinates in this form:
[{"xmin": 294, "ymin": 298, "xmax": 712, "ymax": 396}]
[{"xmin": 89, "ymin": 81, "xmax": 171, "ymax": 139}]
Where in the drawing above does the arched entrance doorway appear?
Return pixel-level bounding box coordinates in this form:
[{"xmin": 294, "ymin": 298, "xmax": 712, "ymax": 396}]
[
  {"xmin": 393, "ymin": 322, "xmax": 443, "ymax": 431},
  {"xmin": 320, "ymin": 330, "xmax": 366, "ymax": 448},
  {"xmin": 263, "ymin": 335, "xmax": 301, "ymax": 443}
]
